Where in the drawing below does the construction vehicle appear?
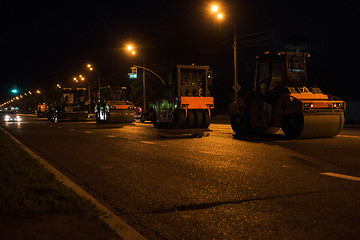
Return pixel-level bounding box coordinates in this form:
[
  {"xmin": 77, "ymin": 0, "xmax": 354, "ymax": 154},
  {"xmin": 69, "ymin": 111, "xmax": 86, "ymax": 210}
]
[
  {"xmin": 229, "ymin": 51, "xmax": 345, "ymax": 138},
  {"xmin": 151, "ymin": 64, "xmax": 214, "ymax": 128},
  {"xmin": 36, "ymin": 104, "xmax": 47, "ymax": 117},
  {"xmin": 48, "ymin": 88, "xmax": 88, "ymax": 122},
  {"xmin": 95, "ymin": 86, "xmax": 135, "ymax": 123}
]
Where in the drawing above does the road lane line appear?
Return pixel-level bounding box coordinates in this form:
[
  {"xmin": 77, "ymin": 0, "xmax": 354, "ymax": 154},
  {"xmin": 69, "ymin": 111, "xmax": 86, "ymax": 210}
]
[
  {"xmin": 1, "ymin": 128, "xmax": 147, "ymax": 240},
  {"xmin": 106, "ymin": 135, "xmax": 116, "ymax": 138},
  {"xmin": 140, "ymin": 141, "xmax": 156, "ymax": 144},
  {"xmin": 338, "ymin": 135, "xmax": 360, "ymax": 139},
  {"xmin": 320, "ymin": 172, "xmax": 360, "ymax": 182},
  {"xmin": 69, "ymin": 129, "xmax": 75, "ymax": 131},
  {"xmin": 84, "ymin": 131, "xmax": 92, "ymax": 134}
]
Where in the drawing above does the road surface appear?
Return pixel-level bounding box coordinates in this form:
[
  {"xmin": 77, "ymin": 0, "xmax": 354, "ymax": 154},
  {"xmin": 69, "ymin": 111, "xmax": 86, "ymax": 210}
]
[{"xmin": 2, "ymin": 114, "xmax": 360, "ymax": 240}]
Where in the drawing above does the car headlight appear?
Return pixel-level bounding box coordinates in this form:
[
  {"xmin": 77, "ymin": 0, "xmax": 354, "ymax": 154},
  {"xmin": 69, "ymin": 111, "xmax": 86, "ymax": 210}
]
[
  {"xmin": 4, "ymin": 115, "xmax": 10, "ymax": 121},
  {"xmin": 16, "ymin": 116, "xmax": 21, "ymax": 121}
]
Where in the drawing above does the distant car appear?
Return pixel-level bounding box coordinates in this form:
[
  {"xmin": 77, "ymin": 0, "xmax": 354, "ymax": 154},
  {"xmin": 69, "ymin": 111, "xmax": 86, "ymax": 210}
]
[
  {"xmin": 2, "ymin": 112, "xmax": 21, "ymax": 122},
  {"xmin": 134, "ymin": 106, "xmax": 143, "ymax": 120}
]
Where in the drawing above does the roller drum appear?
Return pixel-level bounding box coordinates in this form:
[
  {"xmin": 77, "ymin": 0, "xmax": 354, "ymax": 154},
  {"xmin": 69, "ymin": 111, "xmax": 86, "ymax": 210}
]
[
  {"xmin": 282, "ymin": 113, "xmax": 344, "ymax": 138},
  {"xmin": 108, "ymin": 109, "xmax": 134, "ymax": 123}
]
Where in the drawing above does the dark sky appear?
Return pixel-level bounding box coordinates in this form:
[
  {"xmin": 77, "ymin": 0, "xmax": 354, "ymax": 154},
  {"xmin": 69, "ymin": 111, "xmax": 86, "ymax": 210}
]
[{"xmin": 1, "ymin": 0, "xmax": 359, "ymax": 108}]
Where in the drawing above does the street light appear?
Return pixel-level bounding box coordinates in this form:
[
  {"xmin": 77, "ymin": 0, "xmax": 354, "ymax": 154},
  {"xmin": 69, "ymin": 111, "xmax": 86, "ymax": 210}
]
[
  {"xmin": 208, "ymin": 3, "xmax": 239, "ymax": 100},
  {"xmin": 125, "ymin": 43, "xmax": 147, "ymax": 112},
  {"xmin": 75, "ymin": 73, "xmax": 91, "ymax": 112},
  {"xmin": 86, "ymin": 64, "xmax": 101, "ymax": 97}
]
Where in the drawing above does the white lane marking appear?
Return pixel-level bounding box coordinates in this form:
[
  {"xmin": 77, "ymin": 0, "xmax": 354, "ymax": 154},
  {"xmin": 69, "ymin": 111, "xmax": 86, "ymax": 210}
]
[
  {"xmin": 338, "ymin": 135, "xmax": 360, "ymax": 139},
  {"xmin": 1, "ymin": 128, "xmax": 146, "ymax": 240},
  {"xmin": 320, "ymin": 172, "xmax": 360, "ymax": 182},
  {"xmin": 140, "ymin": 141, "xmax": 156, "ymax": 144},
  {"xmin": 106, "ymin": 135, "xmax": 116, "ymax": 138},
  {"xmin": 84, "ymin": 131, "xmax": 92, "ymax": 134}
]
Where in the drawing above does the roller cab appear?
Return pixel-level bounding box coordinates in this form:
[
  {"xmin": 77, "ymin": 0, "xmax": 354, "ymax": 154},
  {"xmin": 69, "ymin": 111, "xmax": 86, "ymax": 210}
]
[
  {"xmin": 230, "ymin": 51, "xmax": 345, "ymax": 138},
  {"xmin": 151, "ymin": 64, "xmax": 214, "ymax": 129}
]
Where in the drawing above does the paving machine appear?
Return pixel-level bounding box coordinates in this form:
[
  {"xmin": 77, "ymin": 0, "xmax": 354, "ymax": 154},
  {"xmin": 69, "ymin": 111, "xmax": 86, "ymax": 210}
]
[
  {"xmin": 37, "ymin": 104, "xmax": 47, "ymax": 117},
  {"xmin": 48, "ymin": 88, "xmax": 88, "ymax": 122},
  {"xmin": 151, "ymin": 64, "xmax": 214, "ymax": 129},
  {"xmin": 95, "ymin": 86, "xmax": 135, "ymax": 123},
  {"xmin": 229, "ymin": 51, "xmax": 345, "ymax": 138}
]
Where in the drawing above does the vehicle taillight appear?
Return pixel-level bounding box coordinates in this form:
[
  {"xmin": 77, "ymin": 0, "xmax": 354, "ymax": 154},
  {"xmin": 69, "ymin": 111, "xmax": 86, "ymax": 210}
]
[{"xmin": 304, "ymin": 103, "xmax": 313, "ymax": 108}]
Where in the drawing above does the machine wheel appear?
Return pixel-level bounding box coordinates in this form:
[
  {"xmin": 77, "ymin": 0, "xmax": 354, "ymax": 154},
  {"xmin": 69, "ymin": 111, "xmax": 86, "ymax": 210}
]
[
  {"xmin": 281, "ymin": 114, "xmax": 304, "ymax": 138},
  {"xmin": 173, "ymin": 111, "xmax": 186, "ymax": 129},
  {"xmin": 152, "ymin": 111, "xmax": 161, "ymax": 128},
  {"xmin": 194, "ymin": 110, "xmax": 203, "ymax": 128},
  {"xmin": 202, "ymin": 111, "xmax": 211, "ymax": 128},
  {"xmin": 186, "ymin": 110, "xmax": 195, "ymax": 128},
  {"xmin": 140, "ymin": 113, "xmax": 146, "ymax": 123},
  {"xmin": 230, "ymin": 114, "xmax": 250, "ymax": 136}
]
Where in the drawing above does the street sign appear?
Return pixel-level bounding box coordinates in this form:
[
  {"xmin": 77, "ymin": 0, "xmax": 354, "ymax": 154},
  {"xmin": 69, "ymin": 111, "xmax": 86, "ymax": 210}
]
[
  {"xmin": 131, "ymin": 66, "xmax": 137, "ymax": 74},
  {"xmin": 232, "ymin": 83, "xmax": 241, "ymax": 92}
]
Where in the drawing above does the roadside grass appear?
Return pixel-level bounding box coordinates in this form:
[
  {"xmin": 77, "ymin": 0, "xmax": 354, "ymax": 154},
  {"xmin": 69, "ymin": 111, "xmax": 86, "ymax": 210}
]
[{"xmin": 0, "ymin": 129, "xmax": 91, "ymax": 216}]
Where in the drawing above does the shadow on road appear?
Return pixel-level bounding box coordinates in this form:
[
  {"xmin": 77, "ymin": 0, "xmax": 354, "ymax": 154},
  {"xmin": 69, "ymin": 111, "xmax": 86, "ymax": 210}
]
[
  {"xmin": 156, "ymin": 129, "xmax": 211, "ymax": 140},
  {"xmin": 232, "ymin": 133, "xmax": 289, "ymax": 143}
]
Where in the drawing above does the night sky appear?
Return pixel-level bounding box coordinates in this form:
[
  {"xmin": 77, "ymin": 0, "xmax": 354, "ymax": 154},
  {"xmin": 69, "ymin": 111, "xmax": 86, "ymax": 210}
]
[{"xmin": 1, "ymin": 0, "xmax": 359, "ymax": 111}]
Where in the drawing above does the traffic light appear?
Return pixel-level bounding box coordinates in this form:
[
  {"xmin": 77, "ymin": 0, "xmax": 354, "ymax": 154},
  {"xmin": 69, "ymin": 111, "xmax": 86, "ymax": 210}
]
[
  {"xmin": 11, "ymin": 88, "xmax": 18, "ymax": 93},
  {"xmin": 128, "ymin": 67, "xmax": 138, "ymax": 79},
  {"xmin": 129, "ymin": 73, "xmax": 137, "ymax": 79}
]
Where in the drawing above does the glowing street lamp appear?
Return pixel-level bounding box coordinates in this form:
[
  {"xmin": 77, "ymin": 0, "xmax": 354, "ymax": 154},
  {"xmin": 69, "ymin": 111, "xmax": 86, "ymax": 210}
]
[
  {"xmin": 125, "ymin": 43, "xmax": 147, "ymax": 111},
  {"xmin": 208, "ymin": 3, "xmax": 239, "ymax": 100},
  {"xmin": 211, "ymin": 4, "xmax": 219, "ymax": 12},
  {"xmin": 36, "ymin": 90, "xmax": 41, "ymax": 94}
]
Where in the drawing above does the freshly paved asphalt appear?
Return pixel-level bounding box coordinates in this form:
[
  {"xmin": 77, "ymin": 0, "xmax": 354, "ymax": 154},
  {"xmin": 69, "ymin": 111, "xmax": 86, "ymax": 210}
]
[{"xmin": 2, "ymin": 115, "xmax": 360, "ymax": 240}]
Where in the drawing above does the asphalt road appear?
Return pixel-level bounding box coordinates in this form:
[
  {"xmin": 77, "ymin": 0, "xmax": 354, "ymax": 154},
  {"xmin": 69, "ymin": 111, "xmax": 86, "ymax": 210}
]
[{"xmin": 2, "ymin": 115, "xmax": 360, "ymax": 240}]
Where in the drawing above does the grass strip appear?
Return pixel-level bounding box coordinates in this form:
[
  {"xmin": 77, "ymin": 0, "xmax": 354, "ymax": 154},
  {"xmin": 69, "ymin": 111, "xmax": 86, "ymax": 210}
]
[{"xmin": 0, "ymin": 129, "xmax": 91, "ymax": 216}]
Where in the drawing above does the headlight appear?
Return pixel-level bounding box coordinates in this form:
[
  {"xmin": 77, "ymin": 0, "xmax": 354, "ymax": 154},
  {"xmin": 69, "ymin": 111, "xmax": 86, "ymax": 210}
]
[
  {"xmin": 4, "ymin": 115, "xmax": 10, "ymax": 121},
  {"xmin": 16, "ymin": 116, "xmax": 21, "ymax": 121}
]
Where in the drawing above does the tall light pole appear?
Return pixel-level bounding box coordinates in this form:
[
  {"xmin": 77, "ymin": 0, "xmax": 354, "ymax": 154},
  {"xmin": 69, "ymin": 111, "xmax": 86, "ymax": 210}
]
[
  {"xmin": 209, "ymin": 3, "xmax": 240, "ymax": 101},
  {"xmin": 126, "ymin": 44, "xmax": 146, "ymax": 112},
  {"xmin": 74, "ymin": 75, "xmax": 91, "ymax": 112},
  {"xmin": 86, "ymin": 64, "xmax": 101, "ymax": 98}
]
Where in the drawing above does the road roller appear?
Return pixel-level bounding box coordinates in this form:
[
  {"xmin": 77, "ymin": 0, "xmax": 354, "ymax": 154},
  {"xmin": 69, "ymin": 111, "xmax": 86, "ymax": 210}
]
[
  {"xmin": 230, "ymin": 51, "xmax": 345, "ymax": 138},
  {"xmin": 48, "ymin": 88, "xmax": 88, "ymax": 122},
  {"xmin": 151, "ymin": 64, "xmax": 214, "ymax": 129},
  {"xmin": 95, "ymin": 86, "xmax": 135, "ymax": 123}
]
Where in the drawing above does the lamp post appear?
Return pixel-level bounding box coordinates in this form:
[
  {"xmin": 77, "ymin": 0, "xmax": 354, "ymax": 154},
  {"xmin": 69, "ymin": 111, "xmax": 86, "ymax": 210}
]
[
  {"xmin": 86, "ymin": 64, "xmax": 101, "ymax": 98},
  {"xmin": 74, "ymin": 75, "xmax": 91, "ymax": 112},
  {"xmin": 126, "ymin": 44, "xmax": 147, "ymax": 112},
  {"xmin": 209, "ymin": 3, "xmax": 240, "ymax": 101}
]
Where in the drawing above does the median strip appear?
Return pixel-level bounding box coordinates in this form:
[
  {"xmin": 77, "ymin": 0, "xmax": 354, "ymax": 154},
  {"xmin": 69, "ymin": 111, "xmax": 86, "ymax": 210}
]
[
  {"xmin": 320, "ymin": 172, "xmax": 360, "ymax": 182},
  {"xmin": 1, "ymin": 128, "xmax": 147, "ymax": 240}
]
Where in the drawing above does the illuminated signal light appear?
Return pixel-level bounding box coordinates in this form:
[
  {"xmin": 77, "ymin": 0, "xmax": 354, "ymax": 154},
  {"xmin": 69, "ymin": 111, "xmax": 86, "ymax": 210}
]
[{"xmin": 304, "ymin": 103, "xmax": 313, "ymax": 108}]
